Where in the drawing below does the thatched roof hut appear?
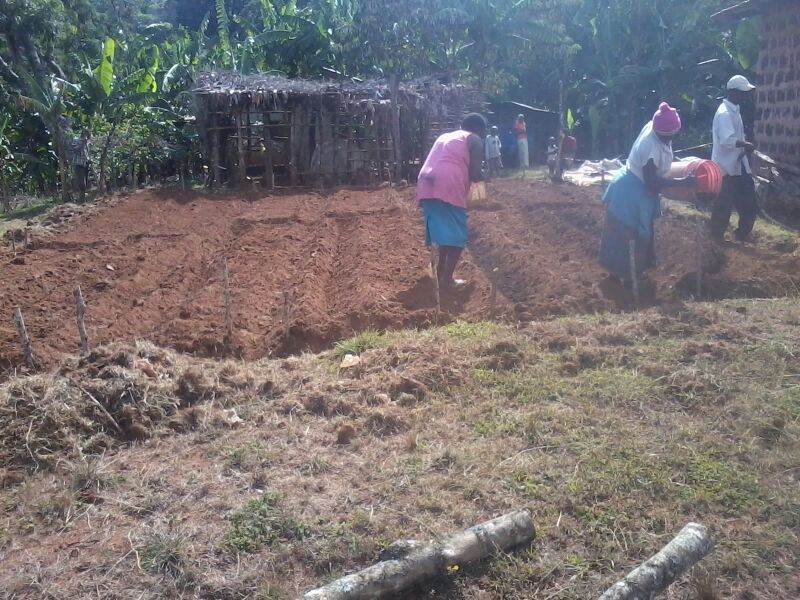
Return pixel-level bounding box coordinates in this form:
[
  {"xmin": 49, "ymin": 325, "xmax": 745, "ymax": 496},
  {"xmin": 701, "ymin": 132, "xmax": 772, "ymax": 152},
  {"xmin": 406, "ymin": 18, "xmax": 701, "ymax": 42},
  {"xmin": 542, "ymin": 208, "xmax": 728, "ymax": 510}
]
[{"xmin": 192, "ymin": 72, "xmax": 485, "ymax": 188}]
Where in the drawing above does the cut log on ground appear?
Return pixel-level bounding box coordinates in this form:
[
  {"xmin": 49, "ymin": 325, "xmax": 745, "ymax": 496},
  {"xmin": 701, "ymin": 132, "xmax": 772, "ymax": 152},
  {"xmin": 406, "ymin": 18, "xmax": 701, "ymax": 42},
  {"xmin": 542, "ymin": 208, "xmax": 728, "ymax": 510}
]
[
  {"xmin": 300, "ymin": 509, "xmax": 535, "ymax": 600},
  {"xmin": 598, "ymin": 522, "xmax": 713, "ymax": 600}
]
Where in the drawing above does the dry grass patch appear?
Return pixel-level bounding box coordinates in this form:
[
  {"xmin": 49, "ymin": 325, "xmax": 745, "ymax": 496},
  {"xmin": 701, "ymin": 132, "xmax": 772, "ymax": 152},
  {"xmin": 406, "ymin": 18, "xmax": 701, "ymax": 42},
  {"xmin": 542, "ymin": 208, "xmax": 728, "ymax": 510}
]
[{"xmin": 0, "ymin": 299, "xmax": 799, "ymax": 598}]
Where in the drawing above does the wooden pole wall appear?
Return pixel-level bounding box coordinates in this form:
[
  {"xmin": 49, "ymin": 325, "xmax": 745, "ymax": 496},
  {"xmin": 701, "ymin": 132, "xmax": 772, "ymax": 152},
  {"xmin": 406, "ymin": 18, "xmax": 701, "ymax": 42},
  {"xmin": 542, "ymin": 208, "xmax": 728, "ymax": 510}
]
[
  {"xmin": 236, "ymin": 110, "xmax": 247, "ymax": 185},
  {"xmin": 211, "ymin": 114, "xmax": 221, "ymax": 188}
]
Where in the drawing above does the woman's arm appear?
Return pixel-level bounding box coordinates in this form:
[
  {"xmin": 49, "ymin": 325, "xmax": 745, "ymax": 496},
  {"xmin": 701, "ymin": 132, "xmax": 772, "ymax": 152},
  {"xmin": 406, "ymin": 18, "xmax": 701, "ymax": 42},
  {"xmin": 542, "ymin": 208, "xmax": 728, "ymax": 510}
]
[{"xmin": 642, "ymin": 159, "xmax": 694, "ymax": 195}]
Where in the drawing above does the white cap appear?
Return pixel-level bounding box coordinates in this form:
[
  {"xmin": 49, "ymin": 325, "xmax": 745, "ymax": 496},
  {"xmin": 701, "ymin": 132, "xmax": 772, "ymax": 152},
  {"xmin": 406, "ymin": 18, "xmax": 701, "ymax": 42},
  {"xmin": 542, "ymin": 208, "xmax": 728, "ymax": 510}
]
[{"xmin": 727, "ymin": 75, "xmax": 756, "ymax": 91}]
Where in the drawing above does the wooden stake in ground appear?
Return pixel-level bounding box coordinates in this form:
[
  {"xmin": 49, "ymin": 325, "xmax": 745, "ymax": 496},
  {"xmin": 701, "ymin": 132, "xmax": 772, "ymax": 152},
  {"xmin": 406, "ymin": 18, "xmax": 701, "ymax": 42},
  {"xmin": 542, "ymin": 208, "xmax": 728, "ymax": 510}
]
[
  {"xmin": 12, "ymin": 306, "xmax": 36, "ymax": 370},
  {"xmin": 489, "ymin": 281, "xmax": 497, "ymax": 320},
  {"xmin": 598, "ymin": 522, "xmax": 714, "ymax": 600},
  {"xmin": 281, "ymin": 290, "xmax": 293, "ymax": 338},
  {"xmin": 429, "ymin": 246, "xmax": 441, "ymax": 316},
  {"xmin": 223, "ymin": 258, "xmax": 233, "ymax": 347},
  {"xmin": 695, "ymin": 222, "xmax": 704, "ymax": 299},
  {"xmin": 628, "ymin": 239, "xmax": 640, "ymax": 310},
  {"xmin": 73, "ymin": 285, "xmax": 89, "ymax": 353},
  {"xmin": 301, "ymin": 509, "xmax": 535, "ymax": 600}
]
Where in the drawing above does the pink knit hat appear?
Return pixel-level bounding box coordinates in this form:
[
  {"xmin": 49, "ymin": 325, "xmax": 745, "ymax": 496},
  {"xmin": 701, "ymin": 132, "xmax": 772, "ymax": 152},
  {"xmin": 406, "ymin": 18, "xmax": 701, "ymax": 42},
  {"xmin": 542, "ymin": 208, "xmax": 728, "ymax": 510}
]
[{"xmin": 652, "ymin": 102, "xmax": 681, "ymax": 135}]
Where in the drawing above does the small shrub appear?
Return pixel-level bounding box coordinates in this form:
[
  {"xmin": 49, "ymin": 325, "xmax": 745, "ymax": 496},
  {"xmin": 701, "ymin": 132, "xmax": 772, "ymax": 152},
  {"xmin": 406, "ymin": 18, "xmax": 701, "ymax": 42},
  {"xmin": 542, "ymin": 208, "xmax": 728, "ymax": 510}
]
[
  {"xmin": 223, "ymin": 492, "xmax": 307, "ymax": 553},
  {"xmin": 141, "ymin": 532, "xmax": 187, "ymax": 580},
  {"xmin": 333, "ymin": 329, "xmax": 385, "ymax": 359},
  {"xmin": 69, "ymin": 456, "xmax": 112, "ymax": 501}
]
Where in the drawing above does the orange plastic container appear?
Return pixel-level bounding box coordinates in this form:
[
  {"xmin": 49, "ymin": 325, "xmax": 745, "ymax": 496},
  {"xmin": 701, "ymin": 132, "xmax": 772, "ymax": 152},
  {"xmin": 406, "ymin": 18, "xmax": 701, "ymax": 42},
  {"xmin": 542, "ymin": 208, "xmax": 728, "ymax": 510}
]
[{"xmin": 662, "ymin": 158, "xmax": 722, "ymax": 203}]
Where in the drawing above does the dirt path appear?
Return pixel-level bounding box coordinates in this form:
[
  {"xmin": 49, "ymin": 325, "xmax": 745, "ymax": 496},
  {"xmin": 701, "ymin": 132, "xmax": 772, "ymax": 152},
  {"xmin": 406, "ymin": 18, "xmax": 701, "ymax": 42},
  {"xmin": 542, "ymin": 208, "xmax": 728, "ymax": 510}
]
[{"xmin": 1, "ymin": 181, "xmax": 798, "ymax": 371}]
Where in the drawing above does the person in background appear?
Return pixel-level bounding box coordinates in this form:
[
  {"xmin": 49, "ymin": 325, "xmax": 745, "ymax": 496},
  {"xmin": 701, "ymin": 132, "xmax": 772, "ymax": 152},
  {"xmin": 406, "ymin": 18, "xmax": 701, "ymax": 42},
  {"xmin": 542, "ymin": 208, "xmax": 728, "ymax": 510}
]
[
  {"xmin": 546, "ymin": 136, "xmax": 559, "ymax": 178},
  {"xmin": 68, "ymin": 128, "xmax": 91, "ymax": 203},
  {"xmin": 514, "ymin": 114, "xmax": 528, "ymax": 178},
  {"xmin": 499, "ymin": 126, "xmax": 516, "ymax": 169},
  {"xmin": 710, "ymin": 75, "xmax": 758, "ymax": 242},
  {"xmin": 599, "ymin": 102, "xmax": 694, "ymax": 281},
  {"xmin": 485, "ymin": 126, "xmax": 503, "ymax": 180},
  {"xmin": 561, "ymin": 129, "xmax": 577, "ymax": 169},
  {"xmin": 417, "ymin": 113, "xmax": 486, "ymax": 288}
]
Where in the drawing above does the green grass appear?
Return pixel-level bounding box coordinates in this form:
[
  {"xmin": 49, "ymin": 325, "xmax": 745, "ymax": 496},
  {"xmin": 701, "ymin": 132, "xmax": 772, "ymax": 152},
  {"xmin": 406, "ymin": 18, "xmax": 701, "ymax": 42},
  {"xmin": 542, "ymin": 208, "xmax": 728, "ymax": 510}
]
[
  {"xmin": 223, "ymin": 492, "xmax": 308, "ymax": 553},
  {"xmin": 681, "ymin": 453, "xmax": 764, "ymax": 514},
  {"xmin": 664, "ymin": 198, "xmax": 799, "ymax": 244},
  {"xmin": 141, "ymin": 532, "xmax": 187, "ymax": 580},
  {"xmin": 444, "ymin": 320, "xmax": 503, "ymax": 341},
  {"xmin": 332, "ymin": 329, "xmax": 387, "ymax": 359},
  {"xmin": 3, "ymin": 299, "xmax": 800, "ymax": 599},
  {"xmin": 0, "ymin": 198, "xmax": 58, "ymax": 222}
]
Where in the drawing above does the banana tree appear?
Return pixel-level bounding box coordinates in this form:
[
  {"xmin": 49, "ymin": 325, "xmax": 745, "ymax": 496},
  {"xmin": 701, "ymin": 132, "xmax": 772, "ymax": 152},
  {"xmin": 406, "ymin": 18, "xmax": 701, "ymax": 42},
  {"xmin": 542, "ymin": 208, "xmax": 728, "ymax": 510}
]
[
  {"xmin": 16, "ymin": 71, "xmax": 75, "ymax": 202},
  {"xmin": 75, "ymin": 36, "xmax": 157, "ymax": 195}
]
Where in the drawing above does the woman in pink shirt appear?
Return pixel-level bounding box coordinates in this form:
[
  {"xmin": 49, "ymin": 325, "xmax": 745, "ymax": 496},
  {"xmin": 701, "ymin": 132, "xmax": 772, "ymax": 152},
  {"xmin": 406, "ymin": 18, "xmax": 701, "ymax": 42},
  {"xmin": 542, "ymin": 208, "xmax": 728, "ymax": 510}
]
[{"xmin": 417, "ymin": 113, "xmax": 486, "ymax": 287}]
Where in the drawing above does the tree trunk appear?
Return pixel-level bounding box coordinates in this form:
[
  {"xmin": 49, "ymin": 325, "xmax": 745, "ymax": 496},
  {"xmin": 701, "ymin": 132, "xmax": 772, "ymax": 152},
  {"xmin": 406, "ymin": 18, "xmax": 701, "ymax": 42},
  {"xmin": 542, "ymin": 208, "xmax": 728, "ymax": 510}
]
[
  {"xmin": 98, "ymin": 119, "xmax": 119, "ymax": 197},
  {"xmin": 301, "ymin": 510, "xmax": 535, "ymax": 600},
  {"xmin": 598, "ymin": 522, "xmax": 714, "ymax": 600},
  {"xmin": 55, "ymin": 128, "xmax": 69, "ymax": 203}
]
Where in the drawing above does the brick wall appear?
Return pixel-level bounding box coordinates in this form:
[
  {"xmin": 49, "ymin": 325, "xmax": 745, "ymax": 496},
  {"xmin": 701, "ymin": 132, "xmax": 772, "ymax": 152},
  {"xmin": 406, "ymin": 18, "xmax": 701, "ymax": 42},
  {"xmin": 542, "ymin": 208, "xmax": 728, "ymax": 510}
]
[{"xmin": 755, "ymin": 3, "xmax": 800, "ymax": 167}]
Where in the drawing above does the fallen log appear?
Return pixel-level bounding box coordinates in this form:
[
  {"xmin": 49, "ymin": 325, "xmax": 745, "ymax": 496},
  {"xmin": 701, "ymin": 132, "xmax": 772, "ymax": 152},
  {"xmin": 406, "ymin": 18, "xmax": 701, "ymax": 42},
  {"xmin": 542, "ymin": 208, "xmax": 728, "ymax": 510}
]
[
  {"xmin": 598, "ymin": 522, "xmax": 713, "ymax": 600},
  {"xmin": 300, "ymin": 509, "xmax": 535, "ymax": 600}
]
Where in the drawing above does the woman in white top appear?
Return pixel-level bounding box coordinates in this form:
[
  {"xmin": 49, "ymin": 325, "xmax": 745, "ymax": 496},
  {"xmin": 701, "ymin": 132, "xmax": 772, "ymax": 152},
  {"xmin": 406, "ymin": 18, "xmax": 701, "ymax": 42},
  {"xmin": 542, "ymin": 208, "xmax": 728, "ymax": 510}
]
[{"xmin": 599, "ymin": 102, "xmax": 694, "ymax": 280}]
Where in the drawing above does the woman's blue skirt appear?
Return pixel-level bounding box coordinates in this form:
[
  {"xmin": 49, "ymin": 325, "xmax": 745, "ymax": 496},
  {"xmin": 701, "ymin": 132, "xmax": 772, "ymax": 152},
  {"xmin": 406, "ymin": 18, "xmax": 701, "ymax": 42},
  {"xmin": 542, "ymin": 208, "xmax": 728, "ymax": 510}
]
[
  {"xmin": 421, "ymin": 199, "xmax": 468, "ymax": 248},
  {"xmin": 599, "ymin": 211, "xmax": 656, "ymax": 278},
  {"xmin": 599, "ymin": 169, "xmax": 658, "ymax": 278}
]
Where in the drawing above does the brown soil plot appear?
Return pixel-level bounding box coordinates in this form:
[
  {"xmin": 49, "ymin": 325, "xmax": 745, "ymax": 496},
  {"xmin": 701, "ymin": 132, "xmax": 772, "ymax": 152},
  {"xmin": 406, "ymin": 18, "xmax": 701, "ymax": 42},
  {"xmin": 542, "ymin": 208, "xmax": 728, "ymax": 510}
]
[{"xmin": 1, "ymin": 180, "xmax": 798, "ymax": 372}]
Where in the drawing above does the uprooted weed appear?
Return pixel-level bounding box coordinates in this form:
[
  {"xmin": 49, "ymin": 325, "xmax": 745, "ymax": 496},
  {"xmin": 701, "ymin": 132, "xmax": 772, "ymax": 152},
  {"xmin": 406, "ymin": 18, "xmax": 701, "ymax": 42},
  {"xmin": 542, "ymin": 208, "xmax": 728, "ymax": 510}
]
[{"xmin": 0, "ymin": 342, "xmax": 279, "ymax": 472}]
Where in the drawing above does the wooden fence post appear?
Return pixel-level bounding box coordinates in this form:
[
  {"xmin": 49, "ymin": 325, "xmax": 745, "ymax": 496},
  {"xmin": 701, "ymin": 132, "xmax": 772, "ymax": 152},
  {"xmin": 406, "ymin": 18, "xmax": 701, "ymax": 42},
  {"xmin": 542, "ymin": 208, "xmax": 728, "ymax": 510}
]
[
  {"xmin": 74, "ymin": 286, "xmax": 89, "ymax": 353},
  {"xmin": 281, "ymin": 290, "xmax": 293, "ymax": 338},
  {"xmin": 13, "ymin": 306, "xmax": 36, "ymax": 370},
  {"xmin": 628, "ymin": 240, "xmax": 640, "ymax": 310},
  {"xmin": 695, "ymin": 222, "xmax": 704, "ymax": 299},
  {"xmin": 430, "ymin": 246, "xmax": 441, "ymax": 317},
  {"xmin": 223, "ymin": 258, "xmax": 233, "ymax": 347}
]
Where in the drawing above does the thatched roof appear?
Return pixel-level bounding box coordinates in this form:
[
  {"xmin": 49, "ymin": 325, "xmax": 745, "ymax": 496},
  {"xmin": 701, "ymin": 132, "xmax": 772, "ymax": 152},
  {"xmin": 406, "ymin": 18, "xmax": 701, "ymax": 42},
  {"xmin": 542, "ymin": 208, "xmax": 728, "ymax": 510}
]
[{"xmin": 192, "ymin": 71, "xmax": 485, "ymax": 113}]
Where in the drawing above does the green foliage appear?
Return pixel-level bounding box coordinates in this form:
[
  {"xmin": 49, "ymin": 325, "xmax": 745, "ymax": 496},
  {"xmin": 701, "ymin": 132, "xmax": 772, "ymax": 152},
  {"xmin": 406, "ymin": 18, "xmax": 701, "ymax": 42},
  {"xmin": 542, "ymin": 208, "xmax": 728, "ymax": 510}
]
[
  {"xmin": 0, "ymin": 0, "xmax": 760, "ymax": 197},
  {"xmin": 333, "ymin": 329, "xmax": 385, "ymax": 358},
  {"xmin": 97, "ymin": 38, "xmax": 116, "ymax": 97},
  {"xmin": 223, "ymin": 492, "xmax": 308, "ymax": 553}
]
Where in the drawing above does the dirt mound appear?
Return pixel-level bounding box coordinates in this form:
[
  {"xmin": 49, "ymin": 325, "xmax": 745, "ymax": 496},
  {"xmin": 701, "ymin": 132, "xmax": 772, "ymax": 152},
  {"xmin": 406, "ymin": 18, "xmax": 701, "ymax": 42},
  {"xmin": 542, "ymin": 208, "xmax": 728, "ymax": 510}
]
[{"xmin": 1, "ymin": 182, "xmax": 797, "ymax": 372}]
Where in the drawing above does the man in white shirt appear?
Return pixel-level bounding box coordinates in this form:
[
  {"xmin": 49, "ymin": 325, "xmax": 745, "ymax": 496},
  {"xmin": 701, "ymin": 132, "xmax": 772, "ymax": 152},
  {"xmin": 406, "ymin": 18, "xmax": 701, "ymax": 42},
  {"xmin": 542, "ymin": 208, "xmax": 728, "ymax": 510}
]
[
  {"xmin": 484, "ymin": 126, "xmax": 502, "ymax": 180},
  {"xmin": 710, "ymin": 75, "xmax": 758, "ymax": 241}
]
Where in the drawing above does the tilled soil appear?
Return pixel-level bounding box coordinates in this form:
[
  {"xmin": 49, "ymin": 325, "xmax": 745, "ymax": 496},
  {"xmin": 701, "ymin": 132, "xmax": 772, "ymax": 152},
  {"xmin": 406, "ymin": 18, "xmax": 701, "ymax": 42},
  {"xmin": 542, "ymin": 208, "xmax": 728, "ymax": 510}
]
[{"xmin": 1, "ymin": 180, "xmax": 798, "ymax": 371}]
